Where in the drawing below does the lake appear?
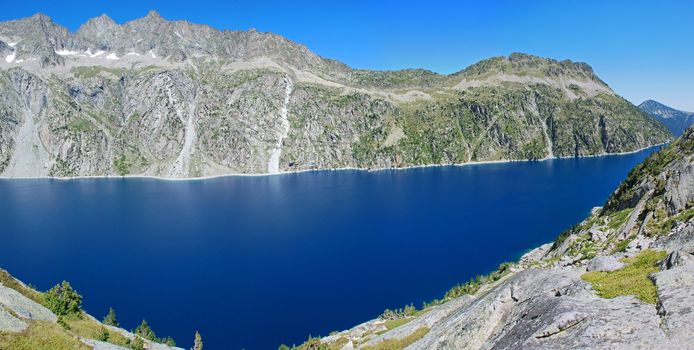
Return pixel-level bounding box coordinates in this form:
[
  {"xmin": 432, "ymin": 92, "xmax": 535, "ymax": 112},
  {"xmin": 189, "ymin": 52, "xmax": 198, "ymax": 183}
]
[{"xmin": 0, "ymin": 147, "xmax": 660, "ymax": 349}]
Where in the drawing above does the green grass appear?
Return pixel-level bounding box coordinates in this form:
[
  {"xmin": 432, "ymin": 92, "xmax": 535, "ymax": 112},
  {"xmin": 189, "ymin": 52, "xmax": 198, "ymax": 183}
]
[
  {"xmin": 606, "ymin": 208, "xmax": 632, "ymax": 230},
  {"xmin": 65, "ymin": 313, "xmax": 131, "ymax": 347},
  {"xmin": 581, "ymin": 249, "xmax": 667, "ymax": 304},
  {"xmin": 362, "ymin": 327, "xmax": 429, "ymax": 350},
  {"xmin": 328, "ymin": 337, "xmax": 349, "ymax": 350},
  {"xmin": 384, "ymin": 318, "xmax": 413, "ymax": 331},
  {"xmin": 68, "ymin": 118, "xmax": 94, "ymax": 132},
  {"xmin": 0, "ymin": 320, "xmax": 91, "ymax": 350},
  {"xmin": 611, "ymin": 236, "xmax": 634, "ymax": 254}
]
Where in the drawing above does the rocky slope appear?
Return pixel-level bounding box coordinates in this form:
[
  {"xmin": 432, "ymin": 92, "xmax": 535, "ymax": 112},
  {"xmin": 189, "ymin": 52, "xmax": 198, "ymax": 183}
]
[
  {"xmin": 307, "ymin": 126, "xmax": 694, "ymax": 349},
  {"xmin": 639, "ymin": 99, "xmax": 694, "ymax": 136},
  {"xmin": 0, "ymin": 12, "xmax": 671, "ymax": 178}
]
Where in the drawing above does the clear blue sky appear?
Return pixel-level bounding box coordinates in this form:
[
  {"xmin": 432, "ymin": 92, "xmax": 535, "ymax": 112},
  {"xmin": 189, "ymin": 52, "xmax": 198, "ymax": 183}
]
[{"xmin": 1, "ymin": 0, "xmax": 692, "ymax": 110}]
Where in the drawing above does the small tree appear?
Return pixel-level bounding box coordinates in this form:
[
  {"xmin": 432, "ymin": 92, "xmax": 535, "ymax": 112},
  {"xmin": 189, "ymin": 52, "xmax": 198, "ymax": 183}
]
[
  {"xmin": 44, "ymin": 281, "xmax": 82, "ymax": 316},
  {"xmin": 193, "ymin": 331, "xmax": 203, "ymax": 350},
  {"xmin": 135, "ymin": 319, "xmax": 157, "ymax": 341},
  {"xmin": 103, "ymin": 307, "xmax": 119, "ymax": 327}
]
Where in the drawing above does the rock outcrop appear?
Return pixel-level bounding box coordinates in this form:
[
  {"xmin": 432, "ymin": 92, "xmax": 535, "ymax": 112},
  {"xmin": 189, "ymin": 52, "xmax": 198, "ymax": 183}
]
[{"xmin": 0, "ymin": 13, "xmax": 671, "ymax": 178}]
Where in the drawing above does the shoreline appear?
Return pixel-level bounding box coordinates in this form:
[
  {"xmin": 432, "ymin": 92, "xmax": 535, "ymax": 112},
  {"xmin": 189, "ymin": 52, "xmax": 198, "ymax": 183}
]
[{"xmin": 0, "ymin": 142, "xmax": 668, "ymax": 182}]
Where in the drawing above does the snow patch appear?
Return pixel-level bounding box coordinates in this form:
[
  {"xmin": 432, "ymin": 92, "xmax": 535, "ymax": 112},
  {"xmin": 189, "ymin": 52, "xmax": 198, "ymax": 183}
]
[
  {"xmin": 105, "ymin": 53, "xmax": 119, "ymax": 60},
  {"xmin": 267, "ymin": 77, "xmax": 294, "ymax": 174},
  {"xmin": 126, "ymin": 52, "xmax": 141, "ymax": 56},
  {"xmin": 5, "ymin": 53, "xmax": 15, "ymax": 63},
  {"xmin": 84, "ymin": 49, "xmax": 105, "ymax": 58},
  {"xmin": 8, "ymin": 42, "xmax": 16, "ymax": 48},
  {"xmin": 149, "ymin": 50, "xmax": 157, "ymax": 58},
  {"xmin": 55, "ymin": 49, "xmax": 78, "ymax": 56}
]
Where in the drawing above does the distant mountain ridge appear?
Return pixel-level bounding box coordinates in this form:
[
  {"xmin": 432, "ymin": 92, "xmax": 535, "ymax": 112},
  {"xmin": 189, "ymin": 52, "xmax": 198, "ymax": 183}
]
[
  {"xmin": 0, "ymin": 12, "xmax": 671, "ymax": 178},
  {"xmin": 639, "ymin": 99, "xmax": 694, "ymax": 136}
]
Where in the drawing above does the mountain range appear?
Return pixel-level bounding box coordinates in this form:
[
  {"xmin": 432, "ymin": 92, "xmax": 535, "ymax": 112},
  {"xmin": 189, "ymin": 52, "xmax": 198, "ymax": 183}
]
[
  {"xmin": 0, "ymin": 12, "xmax": 671, "ymax": 178},
  {"xmin": 639, "ymin": 99, "xmax": 694, "ymax": 137}
]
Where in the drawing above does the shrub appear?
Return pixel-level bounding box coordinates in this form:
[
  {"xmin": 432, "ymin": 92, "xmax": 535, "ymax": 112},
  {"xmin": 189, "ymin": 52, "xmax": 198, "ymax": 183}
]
[
  {"xmin": 43, "ymin": 281, "xmax": 82, "ymax": 316},
  {"xmin": 379, "ymin": 303, "xmax": 417, "ymax": 321}
]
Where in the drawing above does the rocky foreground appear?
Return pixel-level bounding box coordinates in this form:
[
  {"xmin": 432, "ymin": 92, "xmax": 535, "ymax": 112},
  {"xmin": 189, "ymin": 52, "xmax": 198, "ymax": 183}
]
[
  {"xmin": 0, "ymin": 271, "xmax": 184, "ymax": 349},
  {"xmin": 0, "ymin": 12, "xmax": 670, "ymax": 178},
  {"xmin": 304, "ymin": 128, "xmax": 694, "ymax": 349}
]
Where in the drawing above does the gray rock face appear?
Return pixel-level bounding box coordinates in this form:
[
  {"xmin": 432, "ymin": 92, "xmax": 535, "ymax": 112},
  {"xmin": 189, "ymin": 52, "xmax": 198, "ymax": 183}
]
[
  {"xmin": 665, "ymin": 159, "xmax": 694, "ymax": 214},
  {"xmin": 586, "ymin": 256, "xmax": 625, "ymax": 272},
  {"xmin": 652, "ymin": 262, "xmax": 694, "ymax": 346},
  {"xmin": 409, "ymin": 268, "xmax": 582, "ymax": 350},
  {"xmin": 0, "ymin": 283, "xmax": 56, "ymax": 325},
  {"xmin": 0, "ymin": 282, "xmax": 56, "ymax": 333},
  {"xmin": 0, "ymin": 13, "xmax": 671, "ymax": 178},
  {"xmin": 0, "ymin": 305, "xmax": 28, "ymax": 332}
]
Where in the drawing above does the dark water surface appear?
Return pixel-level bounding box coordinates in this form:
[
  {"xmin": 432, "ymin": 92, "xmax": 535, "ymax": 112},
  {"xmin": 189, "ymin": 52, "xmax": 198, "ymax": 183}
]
[{"xmin": 0, "ymin": 148, "xmax": 660, "ymax": 349}]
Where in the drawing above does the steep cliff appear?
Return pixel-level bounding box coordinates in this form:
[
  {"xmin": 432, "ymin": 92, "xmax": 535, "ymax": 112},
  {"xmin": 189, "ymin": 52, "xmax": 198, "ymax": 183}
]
[{"xmin": 0, "ymin": 13, "xmax": 671, "ymax": 178}]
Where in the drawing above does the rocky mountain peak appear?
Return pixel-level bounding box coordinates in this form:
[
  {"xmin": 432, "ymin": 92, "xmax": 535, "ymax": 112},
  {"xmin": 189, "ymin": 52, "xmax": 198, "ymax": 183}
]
[
  {"xmin": 638, "ymin": 99, "xmax": 688, "ymax": 117},
  {"xmin": 639, "ymin": 100, "xmax": 694, "ymax": 136},
  {"xmin": 27, "ymin": 12, "xmax": 53, "ymax": 26},
  {"xmin": 461, "ymin": 53, "xmax": 600, "ymax": 81},
  {"xmin": 145, "ymin": 10, "xmax": 163, "ymax": 19},
  {"xmin": 82, "ymin": 14, "xmax": 117, "ymax": 28}
]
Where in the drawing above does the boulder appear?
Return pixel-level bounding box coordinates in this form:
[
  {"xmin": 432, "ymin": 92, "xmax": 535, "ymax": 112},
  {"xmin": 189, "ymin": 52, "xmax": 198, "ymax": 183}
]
[{"xmin": 586, "ymin": 256, "xmax": 625, "ymax": 272}]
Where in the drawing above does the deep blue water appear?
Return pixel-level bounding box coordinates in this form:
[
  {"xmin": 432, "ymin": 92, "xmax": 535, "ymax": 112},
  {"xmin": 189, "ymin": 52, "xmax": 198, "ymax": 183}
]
[{"xmin": 0, "ymin": 148, "xmax": 660, "ymax": 349}]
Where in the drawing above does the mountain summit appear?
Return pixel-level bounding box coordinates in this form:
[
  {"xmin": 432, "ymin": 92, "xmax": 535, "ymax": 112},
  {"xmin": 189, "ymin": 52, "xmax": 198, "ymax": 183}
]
[
  {"xmin": 0, "ymin": 12, "xmax": 671, "ymax": 178},
  {"xmin": 639, "ymin": 100, "xmax": 694, "ymax": 136}
]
